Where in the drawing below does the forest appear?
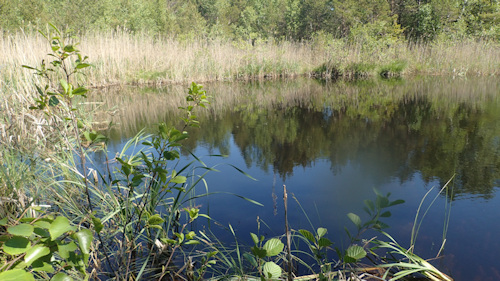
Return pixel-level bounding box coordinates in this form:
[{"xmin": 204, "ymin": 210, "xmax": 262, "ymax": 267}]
[{"xmin": 1, "ymin": 0, "xmax": 499, "ymax": 42}]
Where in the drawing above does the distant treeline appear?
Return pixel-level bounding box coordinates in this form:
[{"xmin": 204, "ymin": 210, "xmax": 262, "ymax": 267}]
[{"xmin": 1, "ymin": 0, "xmax": 499, "ymax": 41}]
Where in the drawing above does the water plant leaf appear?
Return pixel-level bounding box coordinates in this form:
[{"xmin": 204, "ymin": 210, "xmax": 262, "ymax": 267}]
[
  {"xmin": 7, "ymin": 224, "xmax": 34, "ymax": 237},
  {"xmin": 299, "ymin": 229, "xmax": 315, "ymax": 243},
  {"xmin": 317, "ymin": 227, "xmax": 327, "ymax": 238},
  {"xmin": 75, "ymin": 229, "xmax": 93, "ymax": 255},
  {"xmin": 24, "ymin": 245, "xmax": 50, "ymax": 266},
  {"xmin": 263, "ymin": 238, "xmax": 284, "ymax": 257},
  {"xmin": 346, "ymin": 245, "xmax": 367, "ymax": 260},
  {"xmin": 263, "ymin": 261, "xmax": 282, "ymax": 279},
  {"xmin": 49, "ymin": 216, "xmax": 74, "ymax": 240},
  {"xmin": 3, "ymin": 236, "xmax": 30, "ymax": 255},
  {"xmin": 347, "ymin": 213, "xmax": 362, "ymax": 229},
  {"xmin": 51, "ymin": 272, "xmax": 73, "ymax": 281},
  {"xmin": 0, "ymin": 269, "xmax": 35, "ymax": 281}
]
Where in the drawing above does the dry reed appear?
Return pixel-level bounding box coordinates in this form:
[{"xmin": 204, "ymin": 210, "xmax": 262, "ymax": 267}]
[{"xmin": 1, "ymin": 30, "xmax": 499, "ymax": 149}]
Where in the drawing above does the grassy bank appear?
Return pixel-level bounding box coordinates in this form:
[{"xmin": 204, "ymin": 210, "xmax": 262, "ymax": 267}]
[
  {"xmin": 1, "ymin": 30, "xmax": 499, "ymax": 89},
  {"xmin": 2, "ymin": 30, "xmax": 499, "ymax": 151}
]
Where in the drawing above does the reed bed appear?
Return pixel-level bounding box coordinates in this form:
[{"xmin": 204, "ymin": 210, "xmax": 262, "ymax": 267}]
[{"xmin": 1, "ymin": 29, "xmax": 499, "ymax": 149}]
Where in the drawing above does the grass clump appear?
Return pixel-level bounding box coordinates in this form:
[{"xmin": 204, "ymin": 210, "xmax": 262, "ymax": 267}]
[{"xmin": 379, "ymin": 60, "xmax": 408, "ymax": 78}]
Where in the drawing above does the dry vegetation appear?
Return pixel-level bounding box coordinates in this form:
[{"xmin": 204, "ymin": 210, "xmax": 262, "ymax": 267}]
[{"xmin": 1, "ymin": 30, "xmax": 499, "ymax": 148}]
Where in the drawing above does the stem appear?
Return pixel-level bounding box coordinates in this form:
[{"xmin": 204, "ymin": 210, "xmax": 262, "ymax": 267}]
[{"xmin": 284, "ymin": 185, "xmax": 293, "ymax": 281}]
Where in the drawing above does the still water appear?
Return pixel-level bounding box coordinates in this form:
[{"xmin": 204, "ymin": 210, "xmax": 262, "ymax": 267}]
[{"xmin": 88, "ymin": 77, "xmax": 500, "ymax": 280}]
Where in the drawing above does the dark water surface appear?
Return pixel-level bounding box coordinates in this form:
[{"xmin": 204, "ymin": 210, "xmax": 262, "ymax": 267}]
[{"xmin": 88, "ymin": 77, "xmax": 500, "ymax": 280}]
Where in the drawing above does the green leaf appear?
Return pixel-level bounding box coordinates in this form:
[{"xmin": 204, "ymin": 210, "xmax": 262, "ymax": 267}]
[
  {"xmin": 243, "ymin": 252, "xmax": 258, "ymax": 267},
  {"xmin": 57, "ymin": 241, "xmax": 78, "ymax": 259},
  {"xmin": 0, "ymin": 217, "xmax": 7, "ymax": 226},
  {"xmin": 317, "ymin": 227, "xmax": 327, "ymax": 238},
  {"xmin": 171, "ymin": 175, "xmax": 187, "ymax": 184},
  {"xmin": 49, "ymin": 96, "xmax": 59, "ymax": 106},
  {"xmin": 250, "ymin": 232, "xmax": 259, "ymax": 246},
  {"xmin": 91, "ymin": 216, "xmax": 103, "ymax": 234},
  {"xmin": 346, "ymin": 245, "xmax": 367, "ymax": 260},
  {"xmin": 0, "ymin": 269, "xmax": 35, "ymax": 281},
  {"xmin": 318, "ymin": 237, "xmax": 333, "ymax": 248},
  {"xmin": 63, "ymin": 45, "xmax": 76, "ymax": 52},
  {"xmin": 49, "ymin": 216, "xmax": 74, "ymax": 240},
  {"xmin": 299, "ymin": 229, "xmax": 315, "ymax": 243},
  {"xmin": 72, "ymin": 87, "xmax": 88, "ymax": 96},
  {"xmin": 380, "ymin": 211, "xmax": 392, "ymax": 217},
  {"xmin": 347, "ymin": 213, "xmax": 362, "ymax": 229},
  {"xmin": 389, "ymin": 199, "xmax": 405, "ymax": 207},
  {"xmin": 185, "ymin": 231, "xmax": 196, "ymax": 240},
  {"xmin": 148, "ymin": 214, "xmax": 164, "ymax": 225},
  {"xmin": 75, "ymin": 63, "xmax": 91, "ymax": 69},
  {"xmin": 251, "ymin": 246, "xmax": 267, "ymax": 259},
  {"xmin": 263, "ymin": 238, "xmax": 284, "ymax": 257},
  {"xmin": 364, "ymin": 200, "xmax": 375, "ymax": 213},
  {"xmin": 51, "ymin": 272, "xmax": 73, "ymax": 281},
  {"xmin": 75, "ymin": 228, "xmax": 93, "ymax": 255},
  {"xmin": 3, "ymin": 236, "xmax": 30, "ymax": 255},
  {"xmin": 7, "ymin": 224, "xmax": 34, "ymax": 237},
  {"xmin": 262, "ymin": 261, "xmax": 282, "ymax": 279},
  {"xmin": 376, "ymin": 195, "xmax": 390, "ymax": 209},
  {"xmin": 184, "ymin": 240, "xmax": 200, "ymax": 245},
  {"xmin": 60, "ymin": 79, "xmax": 69, "ymax": 94},
  {"xmin": 24, "ymin": 245, "xmax": 50, "ymax": 266}
]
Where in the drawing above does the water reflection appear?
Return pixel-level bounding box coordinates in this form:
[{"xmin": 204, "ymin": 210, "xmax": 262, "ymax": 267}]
[{"xmin": 87, "ymin": 77, "xmax": 500, "ymax": 199}]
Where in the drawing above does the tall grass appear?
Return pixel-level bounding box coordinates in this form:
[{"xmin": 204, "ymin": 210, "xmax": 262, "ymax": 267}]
[{"xmin": 1, "ymin": 31, "xmax": 499, "ymax": 148}]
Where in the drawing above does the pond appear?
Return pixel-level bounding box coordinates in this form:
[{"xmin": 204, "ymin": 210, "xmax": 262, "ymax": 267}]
[{"xmin": 88, "ymin": 77, "xmax": 500, "ymax": 280}]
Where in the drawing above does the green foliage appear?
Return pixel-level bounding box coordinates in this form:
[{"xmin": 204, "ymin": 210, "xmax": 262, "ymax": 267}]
[
  {"xmin": 0, "ymin": 216, "xmax": 92, "ymax": 280},
  {"xmin": 250, "ymin": 234, "xmax": 284, "ymax": 280},
  {"xmin": 2, "ymin": 0, "xmax": 497, "ymax": 41}
]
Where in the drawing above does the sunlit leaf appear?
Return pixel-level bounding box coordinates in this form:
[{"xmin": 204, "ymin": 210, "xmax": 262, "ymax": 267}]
[
  {"xmin": 75, "ymin": 229, "xmax": 93, "ymax": 255},
  {"xmin": 7, "ymin": 224, "xmax": 34, "ymax": 237},
  {"xmin": 51, "ymin": 272, "xmax": 73, "ymax": 281},
  {"xmin": 148, "ymin": 214, "xmax": 164, "ymax": 225},
  {"xmin": 317, "ymin": 227, "xmax": 327, "ymax": 238},
  {"xmin": 49, "ymin": 216, "xmax": 74, "ymax": 240},
  {"xmin": 346, "ymin": 245, "xmax": 366, "ymax": 260},
  {"xmin": 263, "ymin": 238, "xmax": 284, "ymax": 257},
  {"xmin": 3, "ymin": 236, "xmax": 30, "ymax": 255},
  {"xmin": 263, "ymin": 261, "xmax": 282, "ymax": 279},
  {"xmin": 0, "ymin": 269, "xmax": 35, "ymax": 281},
  {"xmin": 250, "ymin": 232, "xmax": 259, "ymax": 245},
  {"xmin": 24, "ymin": 245, "xmax": 50, "ymax": 266}
]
